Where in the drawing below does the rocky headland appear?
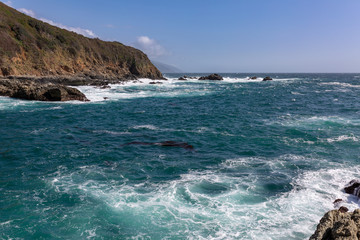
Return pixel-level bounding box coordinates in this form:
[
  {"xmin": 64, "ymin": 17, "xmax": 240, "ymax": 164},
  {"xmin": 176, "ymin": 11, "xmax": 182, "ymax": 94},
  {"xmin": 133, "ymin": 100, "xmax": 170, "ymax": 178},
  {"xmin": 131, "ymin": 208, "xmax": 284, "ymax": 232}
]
[{"xmin": 0, "ymin": 2, "xmax": 164, "ymax": 101}]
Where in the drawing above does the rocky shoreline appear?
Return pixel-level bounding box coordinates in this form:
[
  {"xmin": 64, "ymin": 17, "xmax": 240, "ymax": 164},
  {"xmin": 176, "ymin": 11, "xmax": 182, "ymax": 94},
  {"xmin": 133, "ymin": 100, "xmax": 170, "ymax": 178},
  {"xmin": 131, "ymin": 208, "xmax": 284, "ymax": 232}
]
[
  {"xmin": 0, "ymin": 78, "xmax": 88, "ymax": 101},
  {"xmin": 310, "ymin": 180, "xmax": 360, "ymax": 239}
]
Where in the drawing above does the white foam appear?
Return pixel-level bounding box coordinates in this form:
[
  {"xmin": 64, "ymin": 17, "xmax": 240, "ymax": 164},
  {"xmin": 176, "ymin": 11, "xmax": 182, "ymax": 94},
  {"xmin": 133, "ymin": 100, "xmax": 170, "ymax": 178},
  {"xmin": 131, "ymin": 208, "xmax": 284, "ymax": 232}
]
[
  {"xmin": 44, "ymin": 155, "xmax": 360, "ymax": 239},
  {"xmin": 326, "ymin": 135, "xmax": 359, "ymax": 143},
  {"xmin": 132, "ymin": 125, "xmax": 158, "ymax": 130},
  {"xmin": 320, "ymin": 82, "xmax": 360, "ymax": 88}
]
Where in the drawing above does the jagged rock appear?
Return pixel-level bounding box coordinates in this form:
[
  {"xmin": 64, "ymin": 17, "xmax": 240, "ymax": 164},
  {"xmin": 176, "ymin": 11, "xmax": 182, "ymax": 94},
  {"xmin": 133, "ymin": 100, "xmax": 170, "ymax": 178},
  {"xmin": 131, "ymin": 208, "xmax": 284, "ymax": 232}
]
[
  {"xmin": 0, "ymin": 79, "xmax": 88, "ymax": 101},
  {"xmin": 178, "ymin": 76, "xmax": 187, "ymax": 80},
  {"xmin": 310, "ymin": 209, "xmax": 360, "ymax": 240},
  {"xmin": 249, "ymin": 76, "xmax": 257, "ymax": 80},
  {"xmin": 344, "ymin": 180, "xmax": 360, "ymax": 197},
  {"xmin": 198, "ymin": 74, "xmax": 223, "ymax": 81},
  {"xmin": 263, "ymin": 76, "xmax": 273, "ymax": 81}
]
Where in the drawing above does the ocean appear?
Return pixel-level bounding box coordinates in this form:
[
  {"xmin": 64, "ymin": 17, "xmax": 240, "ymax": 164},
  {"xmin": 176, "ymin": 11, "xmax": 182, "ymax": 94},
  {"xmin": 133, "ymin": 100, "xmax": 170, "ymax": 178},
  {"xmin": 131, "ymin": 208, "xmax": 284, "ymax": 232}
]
[{"xmin": 1, "ymin": 73, "xmax": 360, "ymax": 239}]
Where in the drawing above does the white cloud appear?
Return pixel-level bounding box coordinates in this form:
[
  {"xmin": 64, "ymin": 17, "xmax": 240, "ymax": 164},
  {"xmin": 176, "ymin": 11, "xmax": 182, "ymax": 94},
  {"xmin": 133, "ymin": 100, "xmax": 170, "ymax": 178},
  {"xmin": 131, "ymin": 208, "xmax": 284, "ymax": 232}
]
[
  {"xmin": 18, "ymin": 8, "xmax": 36, "ymax": 18},
  {"xmin": 39, "ymin": 18, "xmax": 97, "ymax": 38},
  {"xmin": 17, "ymin": 7, "xmax": 97, "ymax": 38},
  {"xmin": 4, "ymin": 1, "xmax": 12, "ymax": 6},
  {"xmin": 133, "ymin": 36, "xmax": 167, "ymax": 58}
]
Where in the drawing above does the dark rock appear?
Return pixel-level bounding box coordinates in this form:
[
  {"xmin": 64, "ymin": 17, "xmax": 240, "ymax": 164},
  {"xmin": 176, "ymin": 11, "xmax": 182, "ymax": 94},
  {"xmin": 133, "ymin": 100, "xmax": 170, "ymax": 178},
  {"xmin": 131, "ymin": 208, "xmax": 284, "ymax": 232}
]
[
  {"xmin": 344, "ymin": 180, "xmax": 360, "ymax": 197},
  {"xmin": 178, "ymin": 77, "xmax": 187, "ymax": 80},
  {"xmin": 0, "ymin": 79, "xmax": 88, "ymax": 101},
  {"xmin": 334, "ymin": 199, "xmax": 343, "ymax": 204},
  {"xmin": 149, "ymin": 81, "xmax": 163, "ymax": 84},
  {"xmin": 339, "ymin": 206, "xmax": 349, "ymax": 213},
  {"xmin": 100, "ymin": 85, "xmax": 111, "ymax": 89},
  {"xmin": 103, "ymin": 97, "xmax": 109, "ymax": 100},
  {"xmin": 198, "ymin": 74, "xmax": 223, "ymax": 81},
  {"xmin": 262, "ymin": 76, "xmax": 273, "ymax": 81},
  {"xmin": 249, "ymin": 76, "xmax": 257, "ymax": 80},
  {"xmin": 123, "ymin": 141, "xmax": 194, "ymax": 150}
]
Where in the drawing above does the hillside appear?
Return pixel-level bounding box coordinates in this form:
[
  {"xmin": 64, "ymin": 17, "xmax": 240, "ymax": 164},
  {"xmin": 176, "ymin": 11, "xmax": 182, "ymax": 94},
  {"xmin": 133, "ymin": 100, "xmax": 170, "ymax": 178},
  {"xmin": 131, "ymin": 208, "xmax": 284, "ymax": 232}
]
[{"xmin": 0, "ymin": 2, "xmax": 163, "ymax": 81}]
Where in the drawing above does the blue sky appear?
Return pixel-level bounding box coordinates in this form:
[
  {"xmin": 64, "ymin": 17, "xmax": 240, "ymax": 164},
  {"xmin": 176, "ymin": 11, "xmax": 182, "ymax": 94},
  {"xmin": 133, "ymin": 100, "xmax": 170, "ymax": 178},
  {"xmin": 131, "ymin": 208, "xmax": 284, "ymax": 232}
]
[{"xmin": 3, "ymin": 0, "xmax": 360, "ymax": 72}]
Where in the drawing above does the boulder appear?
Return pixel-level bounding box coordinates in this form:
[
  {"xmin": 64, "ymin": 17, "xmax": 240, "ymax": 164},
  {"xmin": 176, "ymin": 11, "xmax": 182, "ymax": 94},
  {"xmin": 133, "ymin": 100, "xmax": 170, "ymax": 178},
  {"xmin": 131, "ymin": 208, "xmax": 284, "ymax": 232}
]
[
  {"xmin": 263, "ymin": 76, "xmax": 273, "ymax": 81},
  {"xmin": 344, "ymin": 180, "xmax": 360, "ymax": 197},
  {"xmin": 178, "ymin": 77, "xmax": 187, "ymax": 80},
  {"xmin": 198, "ymin": 74, "xmax": 223, "ymax": 81},
  {"xmin": 249, "ymin": 76, "xmax": 257, "ymax": 80},
  {"xmin": 149, "ymin": 81, "xmax": 163, "ymax": 84},
  {"xmin": 0, "ymin": 79, "xmax": 88, "ymax": 101},
  {"xmin": 310, "ymin": 209, "xmax": 360, "ymax": 240}
]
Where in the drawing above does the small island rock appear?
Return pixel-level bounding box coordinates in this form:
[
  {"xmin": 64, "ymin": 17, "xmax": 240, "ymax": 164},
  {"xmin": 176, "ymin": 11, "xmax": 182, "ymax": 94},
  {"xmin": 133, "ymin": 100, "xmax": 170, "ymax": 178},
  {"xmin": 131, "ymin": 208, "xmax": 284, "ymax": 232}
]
[
  {"xmin": 263, "ymin": 76, "xmax": 273, "ymax": 81},
  {"xmin": 198, "ymin": 74, "xmax": 223, "ymax": 81}
]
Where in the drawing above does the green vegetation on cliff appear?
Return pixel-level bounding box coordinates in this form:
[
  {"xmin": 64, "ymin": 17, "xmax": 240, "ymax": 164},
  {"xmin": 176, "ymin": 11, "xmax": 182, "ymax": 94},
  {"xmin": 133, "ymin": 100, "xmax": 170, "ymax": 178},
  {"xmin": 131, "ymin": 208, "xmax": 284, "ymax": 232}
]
[{"xmin": 0, "ymin": 2, "xmax": 163, "ymax": 80}]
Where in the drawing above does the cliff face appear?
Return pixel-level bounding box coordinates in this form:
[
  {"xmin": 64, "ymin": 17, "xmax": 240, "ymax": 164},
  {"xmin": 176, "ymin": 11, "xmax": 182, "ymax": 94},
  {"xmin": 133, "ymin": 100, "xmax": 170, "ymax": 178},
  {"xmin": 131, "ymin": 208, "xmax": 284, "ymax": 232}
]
[{"xmin": 0, "ymin": 2, "xmax": 163, "ymax": 80}]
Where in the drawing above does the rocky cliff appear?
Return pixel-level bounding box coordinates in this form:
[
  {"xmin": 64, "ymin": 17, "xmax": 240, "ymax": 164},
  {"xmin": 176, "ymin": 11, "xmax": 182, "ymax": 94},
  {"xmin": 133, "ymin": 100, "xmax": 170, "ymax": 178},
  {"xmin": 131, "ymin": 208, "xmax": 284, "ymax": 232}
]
[{"xmin": 0, "ymin": 2, "xmax": 163, "ymax": 81}]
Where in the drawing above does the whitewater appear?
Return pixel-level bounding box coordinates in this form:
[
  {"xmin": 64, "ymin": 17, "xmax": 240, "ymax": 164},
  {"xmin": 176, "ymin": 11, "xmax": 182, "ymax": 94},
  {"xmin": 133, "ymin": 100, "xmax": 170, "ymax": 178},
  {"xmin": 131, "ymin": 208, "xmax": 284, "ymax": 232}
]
[{"xmin": 1, "ymin": 73, "xmax": 360, "ymax": 239}]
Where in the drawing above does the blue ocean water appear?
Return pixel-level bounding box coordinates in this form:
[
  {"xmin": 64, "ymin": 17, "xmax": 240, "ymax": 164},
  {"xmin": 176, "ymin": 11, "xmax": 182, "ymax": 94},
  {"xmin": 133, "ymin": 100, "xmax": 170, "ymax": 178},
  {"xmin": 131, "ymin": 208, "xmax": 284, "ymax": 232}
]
[{"xmin": 1, "ymin": 73, "xmax": 360, "ymax": 239}]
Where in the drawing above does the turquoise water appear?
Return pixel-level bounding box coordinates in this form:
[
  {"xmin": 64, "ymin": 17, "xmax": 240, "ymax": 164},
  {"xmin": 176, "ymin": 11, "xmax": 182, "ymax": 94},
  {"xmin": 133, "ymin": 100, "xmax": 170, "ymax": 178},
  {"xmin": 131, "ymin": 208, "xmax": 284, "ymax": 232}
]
[{"xmin": 1, "ymin": 73, "xmax": 360, "ymax": 239}]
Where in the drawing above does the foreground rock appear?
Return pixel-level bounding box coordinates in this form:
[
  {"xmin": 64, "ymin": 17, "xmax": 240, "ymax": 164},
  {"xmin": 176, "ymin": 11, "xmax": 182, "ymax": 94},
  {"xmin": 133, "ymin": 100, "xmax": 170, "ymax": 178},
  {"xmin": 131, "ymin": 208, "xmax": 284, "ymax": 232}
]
[
  {"xmin": 310, "ymin": 209, "xmax": 360, "ymax": 240},
  {"xmin": 198, "ymin": 74, "xmax": 223, "ymax": 80},
  {"xmin": 0, "ymin": 79, "xmax": 88, "ymax": 101}
]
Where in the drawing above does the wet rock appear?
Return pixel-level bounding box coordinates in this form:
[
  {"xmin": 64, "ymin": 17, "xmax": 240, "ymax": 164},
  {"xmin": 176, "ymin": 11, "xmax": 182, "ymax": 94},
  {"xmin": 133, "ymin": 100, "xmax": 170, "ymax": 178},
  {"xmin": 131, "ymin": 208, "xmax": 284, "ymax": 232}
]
[
  {"xmin": 123, "ymin": 141, "xmax": 194, "ymax": 150},
  {"xmin": 149, "ymin": 81, "xmax": 163, "ymax": 84},
  {"xmin": 198, "ymin": 74, "xmax": 223, "ymax": 81},
  {"xmin": 344, "ymin": 180, "xmax": 360, "ymax": 197},
  {"xmin": 262, "ymin": 76, "xmax": 273, "ymax": 81},
  {"xmin": 249, "ymin": 76, "xmax": 257, "ymax": 80},
  {"xmin": 0, "ymin": 79, "xmax": 88, "ymax": 101},
  {"xmin": 178, "ymin": 76, "xmax": 187, "ymax": 80},
  {"xmin": 334, "ymin": 199, "xmax": 344, "ymax": 204}
]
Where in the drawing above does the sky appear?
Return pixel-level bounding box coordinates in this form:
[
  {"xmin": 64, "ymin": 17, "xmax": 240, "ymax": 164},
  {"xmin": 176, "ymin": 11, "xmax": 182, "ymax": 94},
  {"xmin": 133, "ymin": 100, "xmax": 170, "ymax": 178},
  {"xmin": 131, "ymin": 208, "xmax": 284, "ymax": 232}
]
[{"xmin": 2, "ymin": 0, "xmax": 360, "ymax": 73}]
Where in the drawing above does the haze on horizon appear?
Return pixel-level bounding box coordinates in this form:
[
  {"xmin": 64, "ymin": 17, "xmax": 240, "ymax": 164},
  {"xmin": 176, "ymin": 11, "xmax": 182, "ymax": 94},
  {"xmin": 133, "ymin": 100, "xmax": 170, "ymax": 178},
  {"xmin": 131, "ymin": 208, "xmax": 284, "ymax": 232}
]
[{"xmin": 3, "ymin": 0, "xmax": 360, "ymax": 73}]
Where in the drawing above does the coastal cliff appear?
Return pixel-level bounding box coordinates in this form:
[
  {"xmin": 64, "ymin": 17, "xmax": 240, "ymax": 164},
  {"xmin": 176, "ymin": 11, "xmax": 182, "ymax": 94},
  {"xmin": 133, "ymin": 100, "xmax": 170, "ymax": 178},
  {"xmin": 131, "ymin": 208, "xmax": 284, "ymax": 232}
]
[{"xmin": 0, "ymin": 2, "xmax": 163, "ymax": 82}]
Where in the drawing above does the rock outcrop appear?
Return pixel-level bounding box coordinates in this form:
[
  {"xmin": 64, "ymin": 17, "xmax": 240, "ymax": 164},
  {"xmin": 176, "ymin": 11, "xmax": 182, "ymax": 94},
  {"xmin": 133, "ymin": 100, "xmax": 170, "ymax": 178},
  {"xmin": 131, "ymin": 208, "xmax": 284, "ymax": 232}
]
[
  {"xmin": 0, "ymin": 79, "xmax": 88, "ymax": 101},
  {"xmin": 310, "ymin": 209, "xmax": 360, "ymax": 240},
  {"xmin": 263, "ymin": 76, "xmax": 273, "ymax": 81},
  {"xmin": 0, "ymin": 2, "xmax": 163, "ymax": 81},
  {"xmin": 198, "ymin": 74, "xmax": 223, "ymax": 81},
  {"xmin": 344, "ymin": 180, "xmax": 360, "ymax": 197}
]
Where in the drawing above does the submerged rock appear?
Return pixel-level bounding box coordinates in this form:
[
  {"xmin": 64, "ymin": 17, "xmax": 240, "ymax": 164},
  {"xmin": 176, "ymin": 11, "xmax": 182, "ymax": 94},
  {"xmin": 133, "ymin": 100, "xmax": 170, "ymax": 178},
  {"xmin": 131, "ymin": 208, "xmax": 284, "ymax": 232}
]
[
  {"xmin": 262, "ymin": 76, "xmax": 273, "ymax": 81},
  {"xmin": 0, "ymin": 79, "xmax": 88, "ymax": 101},
  {"xmin": 149, "ymin": 81, "xmax": 163, "ymax": 84},
  {"xmin": 198, "ymin": 74, "xmax": 223, "ymax": 81},
  {"xmin": 249, "ymin": 76, "xmax": 258, "ymax": 80},
  {"xmin": 310, "ymin": 209, "xmax": 360, "ymax": 240},
  {"xmin": 123, "ymin": 141, "xmax": 194, "ymax": 150},
  {"xmin": 178, "ymin": 76, "xmax": 187, "ymax": 80}
]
